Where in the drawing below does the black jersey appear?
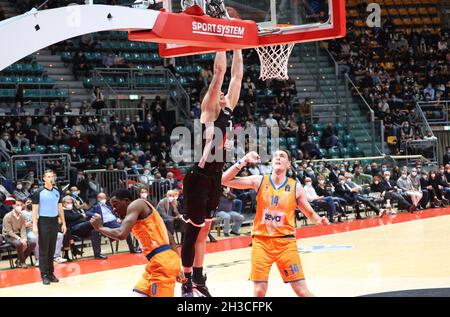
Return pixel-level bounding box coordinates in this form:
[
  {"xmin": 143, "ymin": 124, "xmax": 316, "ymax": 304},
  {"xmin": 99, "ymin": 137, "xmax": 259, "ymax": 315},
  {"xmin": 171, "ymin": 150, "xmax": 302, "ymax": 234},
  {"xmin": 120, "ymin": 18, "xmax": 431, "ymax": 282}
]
[{"xmin": 197, "ymin": 107, "xmax": 233, "ymax": 173}]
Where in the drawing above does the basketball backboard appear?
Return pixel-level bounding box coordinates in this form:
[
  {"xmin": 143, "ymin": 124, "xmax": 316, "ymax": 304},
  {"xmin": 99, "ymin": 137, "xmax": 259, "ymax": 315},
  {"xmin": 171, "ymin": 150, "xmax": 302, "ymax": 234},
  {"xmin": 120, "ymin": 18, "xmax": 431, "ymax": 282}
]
[
  {"xmin": 165, "ymin": 0, "xmax": 334, "ymax": 33},
  {"xmin": 128, "ymin": 0, "xmax": 345, "ymax": 58}
]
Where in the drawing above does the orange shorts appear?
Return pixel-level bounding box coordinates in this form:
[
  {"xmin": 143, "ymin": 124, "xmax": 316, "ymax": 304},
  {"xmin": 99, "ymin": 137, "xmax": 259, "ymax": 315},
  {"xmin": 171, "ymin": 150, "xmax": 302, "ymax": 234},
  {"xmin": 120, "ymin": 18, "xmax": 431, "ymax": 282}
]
[
  {"xmin": 134, "ymin": 249, "xmax": 180, "ymax": 297},
  {"xmin": 251, "ymin": 236, "xmax": 305, "ymax": 283}
]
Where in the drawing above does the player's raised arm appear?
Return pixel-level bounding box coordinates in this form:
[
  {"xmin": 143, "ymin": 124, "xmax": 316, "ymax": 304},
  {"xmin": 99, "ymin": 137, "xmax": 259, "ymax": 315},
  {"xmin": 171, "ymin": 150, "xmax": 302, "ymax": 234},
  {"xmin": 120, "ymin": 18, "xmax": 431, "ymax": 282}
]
[
  {"xmin": 222, "ymin": 152, "xmax": 262, "ymax": 190},
  {"xmin": 201, "ymin": 51, "xmax": 227, "ymax": 112},
  {"xmin": 90, "ymin": 204, "xmax": 140, "ymax": 240},
  {"xmin": 295, "ymin": 182, "xmax": 329, "ymax": 226},
  {"xmin": 225, "ymin": 50, "xmax": 243, "ymax": 109}
]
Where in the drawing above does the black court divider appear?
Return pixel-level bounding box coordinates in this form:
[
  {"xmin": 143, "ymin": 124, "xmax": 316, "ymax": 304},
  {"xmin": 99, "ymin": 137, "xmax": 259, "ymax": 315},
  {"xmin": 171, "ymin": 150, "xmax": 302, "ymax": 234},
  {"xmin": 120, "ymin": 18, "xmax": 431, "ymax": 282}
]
[{"xmin": 0, "ymin": 297, "xmax": 442, "ymax": 315}]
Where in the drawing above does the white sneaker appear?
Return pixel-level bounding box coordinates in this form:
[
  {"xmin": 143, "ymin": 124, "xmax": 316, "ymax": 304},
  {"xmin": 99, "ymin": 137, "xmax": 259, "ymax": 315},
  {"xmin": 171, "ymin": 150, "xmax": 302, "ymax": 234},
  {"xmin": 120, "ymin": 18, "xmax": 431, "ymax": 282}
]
[
  {"xmin": 35, "ymin": 261, "xmax": 39, "ymax": 267},
  {"xmin": 54, "ymin": 257, "xmax": 67, "ymax": 264}
]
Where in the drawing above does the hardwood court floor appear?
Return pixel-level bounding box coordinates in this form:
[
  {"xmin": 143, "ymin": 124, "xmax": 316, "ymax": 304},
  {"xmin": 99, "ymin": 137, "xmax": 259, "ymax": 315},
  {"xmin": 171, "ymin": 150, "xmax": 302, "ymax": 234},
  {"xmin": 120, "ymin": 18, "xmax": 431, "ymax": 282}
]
[{"xmin": 1, "ymin": 207, "xmax": 450, "ymax": 297}]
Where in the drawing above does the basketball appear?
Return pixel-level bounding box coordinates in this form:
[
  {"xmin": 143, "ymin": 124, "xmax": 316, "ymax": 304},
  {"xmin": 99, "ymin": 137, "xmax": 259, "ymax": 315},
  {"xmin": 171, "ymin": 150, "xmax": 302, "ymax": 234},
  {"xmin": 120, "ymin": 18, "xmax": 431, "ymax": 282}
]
[{"xmin": 226, "ymin": 6, "xmax": 241, "ymax": 19}]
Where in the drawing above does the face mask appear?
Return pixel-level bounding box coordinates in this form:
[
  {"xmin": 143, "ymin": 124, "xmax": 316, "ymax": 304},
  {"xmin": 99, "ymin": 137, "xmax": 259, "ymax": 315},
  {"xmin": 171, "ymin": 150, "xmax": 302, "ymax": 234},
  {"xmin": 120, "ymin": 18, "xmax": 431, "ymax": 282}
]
[
  {"xmin": 99, "ymin": 199, "xmax": 107, "ymax": 205},
  {"xmin": 305, "ymin": 182, "xmax": 312, "ymax": 186},
  {"xmin": 168, "ymin": 197, "xmax": 175, "ymax": 203},
  {"xmin": 385, "ymin": 176, "xmax": 390, "ymax": 180},
  {"xmin": 5, "ymin": 123, "xmax": 11, "ymax": 128},
  {"xmin": 72, "ymin": 191, "xmax": 79, "ymax": 196},
  {"xmin": 340, "ymin": 180, "xmax": 346, "ymax": 185},
  {"xmin": 88, "ymin": 120, "xmax": 93, "ymax": 124},
  {"xmin": 348, "ymin": 168, "xmax": 354, "ymax": 173},
  {"xmin": 14, "ymin": 206, "xmax": 22, "ymax": 212},
  {"xmin": 140, "ymin": 193, "xmax": 148, "ymax": 199},
  {"xmin": 374, "ymin": 181, "xmax": 379, "ymax": 185},
  {"xmin": 382, "ymin": 167, "xmax": 387, "ymax": 172},
  {"xmin": 440, "ymin": 170, "xmax": 445, "ymax": 174},
  {"xmin": 115, "ymin": 120, "xmax": 120, "ymax": 124},
  {"xmin": 16, "ymin": 184, "xmax": 23, "ymax": 190},
  {"xmin": 402, "ymin": 175, "xmax": 407, "ymax": 179},
  {"xmin": 66, "ymin": 204, "xmax": 73, "ymax": 210}
]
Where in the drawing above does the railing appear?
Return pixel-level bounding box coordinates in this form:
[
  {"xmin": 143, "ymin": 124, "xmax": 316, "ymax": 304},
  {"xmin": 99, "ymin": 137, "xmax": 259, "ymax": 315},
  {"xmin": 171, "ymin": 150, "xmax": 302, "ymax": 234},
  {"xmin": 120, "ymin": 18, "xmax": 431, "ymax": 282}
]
[
  {"xmin": 83, "ymin": 169, "xmax": 178, "ymax": 206},
  {"xmin": 166, "ymin": 70, "xmax": 190, "ymax": 124},
  {"xmin": 100, "ymin": 107, "xmax": 145, "ymax": 121},
  {"xmin": 344, "ymin": 73, "xmax": 382, "ymax": 156},
  {"xmin": 9, "ymin": 153, "xmax": 71, "ymax": 185},
  {"xmin": 400, "ymin": 103, "xmax": 438, "ymax": 163},
  {"xmin": 310, "ymin": 104, "xmax": 344, "ymax": 123},
  {"xmin": 308, "ymin": 154, "xmax": 437, "ymax": 170},
  {"xmin": 417, "ymin": 101, "xmax": 449, "ymax": 125}
]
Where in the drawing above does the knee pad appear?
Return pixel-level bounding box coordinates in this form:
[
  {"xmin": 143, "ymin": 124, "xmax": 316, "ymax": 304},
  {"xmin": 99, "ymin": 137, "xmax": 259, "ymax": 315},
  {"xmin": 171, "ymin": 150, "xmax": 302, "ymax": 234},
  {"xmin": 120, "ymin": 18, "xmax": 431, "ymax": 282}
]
[{"xmin": 181, "ymin": 224, "xmax": 201, "ymax": 268}]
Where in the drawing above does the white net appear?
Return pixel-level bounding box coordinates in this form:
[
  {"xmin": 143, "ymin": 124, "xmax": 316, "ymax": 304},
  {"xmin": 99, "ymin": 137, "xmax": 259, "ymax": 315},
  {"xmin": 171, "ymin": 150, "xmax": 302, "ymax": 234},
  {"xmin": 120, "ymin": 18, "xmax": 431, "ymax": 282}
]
[{"xmin": 255, "ymin": 43, "xmax": 295, "ymax": 81}]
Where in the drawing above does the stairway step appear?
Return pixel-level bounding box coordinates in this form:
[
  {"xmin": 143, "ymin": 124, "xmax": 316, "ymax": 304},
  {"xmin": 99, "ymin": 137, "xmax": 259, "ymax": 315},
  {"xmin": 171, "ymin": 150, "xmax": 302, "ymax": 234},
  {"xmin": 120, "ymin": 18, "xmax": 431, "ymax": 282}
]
[{"xmin": 36, "ymin": 55, "xmax": 63, "ymax": 63}]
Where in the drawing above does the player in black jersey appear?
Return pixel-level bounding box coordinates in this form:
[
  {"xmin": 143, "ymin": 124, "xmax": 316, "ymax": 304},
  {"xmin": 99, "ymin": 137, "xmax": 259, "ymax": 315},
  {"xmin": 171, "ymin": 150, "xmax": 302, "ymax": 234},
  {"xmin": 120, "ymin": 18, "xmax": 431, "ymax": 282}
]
[{"xmin": 181, "ymin": 50, "xmax": 243, "ymax": 297}]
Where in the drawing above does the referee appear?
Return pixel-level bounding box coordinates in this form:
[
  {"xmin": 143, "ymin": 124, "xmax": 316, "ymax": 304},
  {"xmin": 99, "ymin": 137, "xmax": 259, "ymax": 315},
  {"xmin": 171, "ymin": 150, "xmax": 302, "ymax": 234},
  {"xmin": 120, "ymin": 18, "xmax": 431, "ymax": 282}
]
[{"xmin": 32, "ymin": 169, "xmax": 67, "ymax": 285}]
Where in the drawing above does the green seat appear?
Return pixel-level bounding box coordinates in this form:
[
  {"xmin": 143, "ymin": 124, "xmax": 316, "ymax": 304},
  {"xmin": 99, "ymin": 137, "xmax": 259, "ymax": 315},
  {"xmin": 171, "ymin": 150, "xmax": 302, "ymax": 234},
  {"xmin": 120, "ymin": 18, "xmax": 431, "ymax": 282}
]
[
  {"xmin": 279, "ymin": 138, "xmax": 287, "ymax": 147},
  {"xmin": 0, "ymin": 161, "xmax": 11, "ymax": 170},
  {"xmin": 48, "ymin": 145, "xmax": 59, "ymax": 153},
  {"xmin": 105, "ymin": 157, "xmax": 116, "ymax": 165},
  {"xmin": 328, "ymin": 148, "xmax": 339, "ymax": 159},
  {"xmin": 335, "ymin": 122, "xmax": 344, "ymax": 131},
  {"xmin": 344, "ymin": 134, "xmax": 355, "ymax": 146},
  {"xmin": 312, "ymin": 136, "xmax": 320, "ymax": 143},
  {"xmin": 340, "ymin": 147, "xmax": 351, "ymax": 158},
  {"xmin": 352, "ymin": 146, "xmax": 364, "ymax": 157},
  {"xmin": 21, "ymin": 146, "xmax": 31, "ymax": 155},
  {"xmin": 35, "ymin": 145, "xmax": 46, "ymax": 154},
  {"xmin": 88, "ymin": 144, "xmax": 95, "ymax": 153},
  {"xmin": 289, "ymin": 144, "xmax": 298, "ymax": 152},
  {"xmin": 59, "ymin": 144, "xmax": 70, "ymax": 153},
  {"xmin": 15, "ymin": 161, "xmax": 27, "ymax": 171},
  {"xmin": 287, "ymin": 137, "xmax": 297, "ymax": 146},
  {"xmin": 319, "ymin": 148, "xmax": 328, "ymax": 157}
]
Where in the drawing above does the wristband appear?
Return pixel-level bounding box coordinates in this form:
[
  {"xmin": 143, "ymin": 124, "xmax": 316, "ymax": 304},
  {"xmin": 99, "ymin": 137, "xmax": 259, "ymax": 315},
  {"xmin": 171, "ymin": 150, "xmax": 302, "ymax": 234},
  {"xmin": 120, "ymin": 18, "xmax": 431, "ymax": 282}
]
[{"xmin": 234, "ymin": 158, "xmax": 248, "ymax": 171}]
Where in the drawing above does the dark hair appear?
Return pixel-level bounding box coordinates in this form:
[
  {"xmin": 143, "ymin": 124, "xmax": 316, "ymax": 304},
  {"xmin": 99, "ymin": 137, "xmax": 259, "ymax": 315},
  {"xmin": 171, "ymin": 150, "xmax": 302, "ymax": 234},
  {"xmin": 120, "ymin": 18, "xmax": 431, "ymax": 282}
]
[{"xmin": 110, "ymin": 189, "xmax": 132, "ymax": 201}]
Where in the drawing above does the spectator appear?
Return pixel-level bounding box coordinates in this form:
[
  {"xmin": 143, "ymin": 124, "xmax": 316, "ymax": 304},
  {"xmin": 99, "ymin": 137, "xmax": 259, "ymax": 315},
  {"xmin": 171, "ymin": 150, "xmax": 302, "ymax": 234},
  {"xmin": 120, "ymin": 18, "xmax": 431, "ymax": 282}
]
[
  {"xmin": 381, "ymin": 170, "xmax": 413, "ymax": 212},
  {"xmin": 2, "ymin": 200, "xmax": 36, "ymax": 268},
  {"xmin": 303, "ymin": 177, "xmax": 336, "ymax": 223},
  {"xmin": 345, "ymin": 173, "xmax": 383, "ymax": 217},
  {"xmin": 428, "ymin": 170, "xmax": 449, "ymax": 206},
  {"xmin": 73, "ymin": 51, "xmax": 90, "ymax": 80},
  {"xmin": 11, "ymin": 102, "xmax": 26, "ymax": 116},
  {"xmin": 156, "ymin": 189, "xmax": 185, "ymax": 238},
  {"xmin": 215, "ymin": 187, "xmax": 244, "ymax": 236},
  {"xmin": 443, "ymin": 146, "xmax": 450, "ymax": 165},
  {"xmin": 91, "ymin": 87, "xmax": 106, "ymax": 112},
  {"xmin": 13, "ymin": 182, "xmax": 30, "ymax": 201},
  {"xmin": 86, "ymin": 193, "xmax": 136, "ymax": 253},
  {"xmin": 102, "ymin": 51, "xmax": 116, "ymax": 68},
  {"xmin": 70, "ymin": 186, "xmax": 89, "ymax": 215},
  {"xmin": 265, "ymin": 112, "xmax": 278, "ymax": 128},
  {"xmin": 37, "ymin": 116, "xmax": 53, "ymax": 146},
  {"xmin": 397, "ymin": 170, "xmax": 422, "ymax": 211},
  {"xmin": 320, "ymin": 122, "xmax": 339, "ymax": 149},
  {"xmin": 353, "ymin": 164, "xmax": 373, "ymax": 191},
  {"xmin": 0, "ymin": 132, "xmax": 17, "ymax": 155},
  {"xmin": 409, "ymin": 168, "xmax": 428, "ymax": 210},
  {"xmin": 62, "ymin": 195, "xmax": 107, "ymax": 260}
]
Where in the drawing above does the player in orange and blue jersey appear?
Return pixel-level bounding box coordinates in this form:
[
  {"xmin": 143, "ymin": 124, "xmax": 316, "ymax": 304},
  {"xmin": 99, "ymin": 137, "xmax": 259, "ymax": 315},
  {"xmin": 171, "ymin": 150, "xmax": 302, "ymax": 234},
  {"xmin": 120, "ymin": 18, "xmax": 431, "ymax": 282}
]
[
  {"xmin": 90, "ymin": 189, "xmax": 185, "ymax": 297},
  {"xmin": 222, "ymin": 150, "xmax": 329, "ymax": 297}
]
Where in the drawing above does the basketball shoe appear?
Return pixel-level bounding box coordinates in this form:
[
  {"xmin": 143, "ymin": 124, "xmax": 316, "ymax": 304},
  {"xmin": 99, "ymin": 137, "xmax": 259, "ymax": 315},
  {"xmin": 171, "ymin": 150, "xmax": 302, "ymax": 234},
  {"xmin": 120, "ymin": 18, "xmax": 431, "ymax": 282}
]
[
  {"xmin": 181, "ymin": 279, "xmax": 194, "ymax": 297},
  {"xmin": 193, "ymin": 274, "xmax": 212, "ymax": 297}
]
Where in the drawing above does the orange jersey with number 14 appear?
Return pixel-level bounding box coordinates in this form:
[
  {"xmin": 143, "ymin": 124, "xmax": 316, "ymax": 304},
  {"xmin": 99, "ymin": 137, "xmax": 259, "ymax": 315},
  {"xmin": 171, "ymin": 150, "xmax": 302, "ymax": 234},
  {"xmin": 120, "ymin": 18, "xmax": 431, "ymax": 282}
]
[{"xmin": 253, "ymin": 175, "xmax": 298, "ymax": 237}]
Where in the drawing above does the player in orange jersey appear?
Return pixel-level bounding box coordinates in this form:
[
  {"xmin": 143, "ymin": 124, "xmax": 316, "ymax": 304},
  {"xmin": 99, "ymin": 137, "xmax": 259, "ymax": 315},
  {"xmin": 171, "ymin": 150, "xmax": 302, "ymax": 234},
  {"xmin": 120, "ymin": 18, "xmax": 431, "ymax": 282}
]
[
  {"xmin": 222, "ymin": 150, "xmax": 329, "ymax": 297},
  {"xmin": 90, "ymin": 189, "xmax": 185, "ymax": 297}
]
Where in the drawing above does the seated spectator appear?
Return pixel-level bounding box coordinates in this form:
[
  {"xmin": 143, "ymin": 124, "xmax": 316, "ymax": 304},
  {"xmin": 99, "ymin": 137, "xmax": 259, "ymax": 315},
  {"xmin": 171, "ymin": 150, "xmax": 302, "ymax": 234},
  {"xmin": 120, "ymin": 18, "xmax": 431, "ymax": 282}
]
[
  {"xmin": 166, "ymin": 172, "xmax": 180, "ymax": 189},
  {"xmin": 397, "ymin": 170, "xmax": 422, "ymax": 211},
  {"xmin": 20, "ymin": 199, "xmax": 66, "ymax": 265},
  {"xmin": 13, "ymin": 182, "xmax": 31, "ymax": 201},
  {"xmin": 345, "ymin": 173, "xmax": 383, "ymax": 218},
  {"xmin": 304, "ymin": 177, "xmax": 336, "ymax": 223},
  {"xmin": 303, "ymin": 136, "xmax": 322, "ymax": 159},
  {"xmin": 86, "ymin": 193, "xmax": 136, "ymax": 253},
  {"xmin": 11, "ymin": 102, "xmax": 26, "ymax": 116},
  {"xmin": 381, "ymin": 171, "xmax": 413, "ymax": 212},
  {"xmin": 73, "ymin": 51, "xmax": 90, "ymax": 80},
  {"xmin": 70, "ymin": 186, "xmax": 89, "ymax": 215},
  {"xmin": 62, "ymin": 196, "xmax": 107, "ymax": 259},
  {"xmin": 428, "ymin": 170, "xmax": 449, "ymax": 206},
  {"xmin": 2, "ymin": 200, "xmax": 36, "ymax": 268},
  {"xmin": 215, "ymin": 187, "xmax": 244, "ymax": 236},
  {"xmin": 408, "ymin": 168, "xmax": 428, "ymax": 210},
  {"xmin": 320, "ymin": 122, "xmax": 339, "ymax": 149},
  {"xmin": 353, "ymin": 164, "xmax": 373, "ymax": 192},
  {"xmin": 0, "ymin": 132, "xmax": 17, "ymax": 155},
  {"xmin": 155, "ymin": 189, "xmax": 185, "ymax": 238},
  {"xmin": 102, "ymin": 51, "xmax": 116, "ymax": 68}
]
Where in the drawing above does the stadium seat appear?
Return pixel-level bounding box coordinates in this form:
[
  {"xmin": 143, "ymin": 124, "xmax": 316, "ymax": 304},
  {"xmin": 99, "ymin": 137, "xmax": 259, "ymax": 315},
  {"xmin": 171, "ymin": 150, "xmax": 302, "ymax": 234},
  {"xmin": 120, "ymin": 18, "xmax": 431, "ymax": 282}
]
[
  {"xmin": 48, "ymin": 145, "xmax": 59, "ymax": 153},
  {"xmin": 15, "ymin": 161, "xmax": 27, "ymax": 171},
  {"xmin": 88, "ymin": 144, "xmax": 95, "ymax": 153},
  {"xmin": 59, "ymin": 144, "xmax": 70, "ymax": 153},
  {"xmin": 328, "ymin": 148, "xmax": 339, "ymax": 159},
  {"xmin": 35, "ymin": 145, "xmax": 46, "ymax": 154},
  {"xmin": 287, "ymin": 137, "xmax": 297, "ymax": 146},
  {"xmin": 21, "ymin": 146, "xmax": 31, "ymax": 155}
]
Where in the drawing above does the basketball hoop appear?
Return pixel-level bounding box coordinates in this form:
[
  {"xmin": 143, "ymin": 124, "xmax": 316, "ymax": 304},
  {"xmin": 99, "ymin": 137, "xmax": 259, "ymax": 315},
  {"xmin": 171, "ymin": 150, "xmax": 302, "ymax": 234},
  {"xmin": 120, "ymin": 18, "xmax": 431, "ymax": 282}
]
[{"xmin": 255, "ymin": 43, "xmax": 295, "ymax": 81}]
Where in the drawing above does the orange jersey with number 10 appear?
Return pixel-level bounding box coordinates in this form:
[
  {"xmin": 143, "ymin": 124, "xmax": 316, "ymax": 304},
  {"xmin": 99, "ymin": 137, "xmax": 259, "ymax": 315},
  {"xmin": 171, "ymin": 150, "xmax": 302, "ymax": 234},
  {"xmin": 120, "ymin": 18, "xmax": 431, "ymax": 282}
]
[{"xmin": 253, "ymin": 175, "xmax": 298, "ymax": 237}]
